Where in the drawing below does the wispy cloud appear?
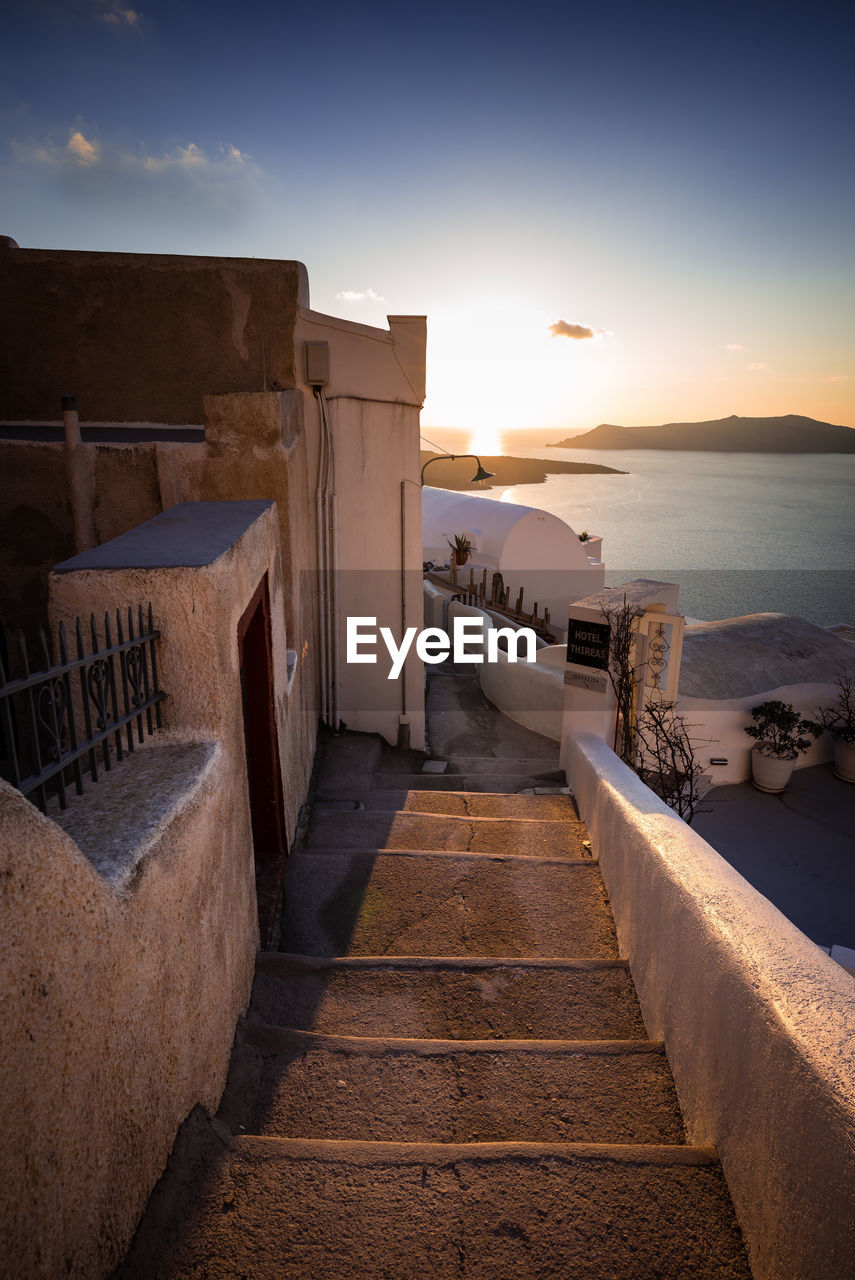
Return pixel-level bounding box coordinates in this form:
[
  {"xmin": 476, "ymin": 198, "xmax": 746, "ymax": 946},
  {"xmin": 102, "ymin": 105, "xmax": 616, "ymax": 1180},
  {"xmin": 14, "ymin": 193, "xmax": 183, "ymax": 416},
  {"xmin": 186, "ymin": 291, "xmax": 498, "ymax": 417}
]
[
  {"xmin": 99, "ymin": 1, "xmax": 142, "ymax": 27},
  {"xmin": 16, "ymin": 129, "xmax": 257, "ymax": 180},
  {"xmin": 725, "ymin": 343, "xmax": 744, "ymax": 351},
  {"xmin": 335, "ymin": 288, "xmax": 385, "ymax": 302},
  {"xmin": 549, "ymin": 319, "xmax": 601, "ymax": 340},
  {"xmin": 829, "ymin": 375, "xmax": 853, "ymax": 383},
  {"xmin": 11, "ymin": 127, "xmax": 261, "ymax": 226},
  {"xmin": 67, "ymin": 130, "xmax": 101, "ymax": 166},
  {"xmin": 747, "ymin": 362, "xmax": 768, "ymax": 370}
]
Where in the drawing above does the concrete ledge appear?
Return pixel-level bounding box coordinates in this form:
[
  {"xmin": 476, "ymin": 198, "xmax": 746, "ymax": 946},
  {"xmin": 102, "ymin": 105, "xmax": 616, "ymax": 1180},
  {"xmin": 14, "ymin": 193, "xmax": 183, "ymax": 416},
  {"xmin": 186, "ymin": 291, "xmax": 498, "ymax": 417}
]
[
  {"xmin": 50, "ymin": 740, "xmax": 218, "ymax": 889},
  {"xmin": 53, "ymin": 499, "xmax": 273, "ymax": 571},
  {"xmin": 565, "ymin": 731, "xmax": 855, "ymax": 1280}
]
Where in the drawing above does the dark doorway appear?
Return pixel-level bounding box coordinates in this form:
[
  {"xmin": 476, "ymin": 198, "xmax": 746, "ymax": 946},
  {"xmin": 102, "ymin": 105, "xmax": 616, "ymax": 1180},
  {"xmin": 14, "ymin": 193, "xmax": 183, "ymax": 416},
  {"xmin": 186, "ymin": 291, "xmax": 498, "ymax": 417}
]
[{"xmin": 237, "ymin": 576, "xmax": 287, "ymax": 949}]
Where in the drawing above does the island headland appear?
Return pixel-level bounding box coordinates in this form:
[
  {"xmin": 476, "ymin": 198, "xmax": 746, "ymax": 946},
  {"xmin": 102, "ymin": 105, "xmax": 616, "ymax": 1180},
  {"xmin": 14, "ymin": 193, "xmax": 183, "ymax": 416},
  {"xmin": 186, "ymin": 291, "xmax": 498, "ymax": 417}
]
[
  {"xmin": 420, "ymin": 452, "xmax": 626, "ymax": 489},
  {"xmin": 547, "ymin": 414, "xmax": 855, "ymax": 453}
]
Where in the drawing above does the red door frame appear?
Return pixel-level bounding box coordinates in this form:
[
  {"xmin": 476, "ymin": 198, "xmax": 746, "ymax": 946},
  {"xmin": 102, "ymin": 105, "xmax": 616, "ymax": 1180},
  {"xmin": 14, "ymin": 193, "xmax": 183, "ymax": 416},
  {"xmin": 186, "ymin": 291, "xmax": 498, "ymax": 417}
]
[{"xmin": 237, "ymin": 575, "xmax": 287, "ymax": 947}]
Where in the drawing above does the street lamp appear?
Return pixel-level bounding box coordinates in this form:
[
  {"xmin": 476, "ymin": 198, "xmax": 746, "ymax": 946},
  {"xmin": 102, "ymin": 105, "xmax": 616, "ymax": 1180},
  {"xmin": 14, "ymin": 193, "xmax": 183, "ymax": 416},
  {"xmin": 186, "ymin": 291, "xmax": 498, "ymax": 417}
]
[{"xmin": 420, "ymin": 453, "xmax": 496, "ymax": 487}]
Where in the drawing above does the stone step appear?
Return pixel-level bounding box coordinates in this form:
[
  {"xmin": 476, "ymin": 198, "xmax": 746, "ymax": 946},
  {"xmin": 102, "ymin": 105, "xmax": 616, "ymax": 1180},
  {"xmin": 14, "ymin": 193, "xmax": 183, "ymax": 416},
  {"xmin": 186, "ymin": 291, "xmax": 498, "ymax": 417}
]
[
  {"xmin": 305, "ymin": 810, "xmax": 588, "ymax": 858},
  {"xmin": 348, "ymin": 790, "xmax": 579, "ymax": 819},
  {"xmin": 279, "ymin": 851, "xmax": 619, "ymax": 958},
  {"xmin": 369, "ymin": 772, "xmax": 554, "ymax": 793},
  {"xmin": 117, "ymin": 1119, "xmax": 751, "ymax": 1279},
  {"xmin": 311, "ymin": 731, "xmax": 383, "ymax": 798},
  {"xmin": 415, "ymin": 754, "xmax": 562, "ymax": 776},
  {"xmin": 219, "ymin": 1024, "xmax": 685, "ymax": 1145},
  {"xmin": 251, "ymin": 954, "xmax": 648, "ymax": 1040}
]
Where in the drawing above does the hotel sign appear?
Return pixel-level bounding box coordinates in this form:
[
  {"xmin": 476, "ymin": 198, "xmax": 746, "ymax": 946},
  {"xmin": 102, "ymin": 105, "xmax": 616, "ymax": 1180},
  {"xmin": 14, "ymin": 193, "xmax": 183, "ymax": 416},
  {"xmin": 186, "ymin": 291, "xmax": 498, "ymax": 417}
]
[{"xmin": 566, "ymin": 619, "xmax": 611, "ymax": 671}]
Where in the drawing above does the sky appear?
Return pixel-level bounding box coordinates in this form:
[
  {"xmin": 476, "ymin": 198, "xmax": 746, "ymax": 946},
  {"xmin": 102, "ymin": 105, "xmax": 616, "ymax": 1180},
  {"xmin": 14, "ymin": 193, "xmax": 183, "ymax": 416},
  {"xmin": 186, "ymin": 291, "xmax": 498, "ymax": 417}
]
[{"xmin": 2, "ymin": 0, "xmax": 854, "ymax": 434}]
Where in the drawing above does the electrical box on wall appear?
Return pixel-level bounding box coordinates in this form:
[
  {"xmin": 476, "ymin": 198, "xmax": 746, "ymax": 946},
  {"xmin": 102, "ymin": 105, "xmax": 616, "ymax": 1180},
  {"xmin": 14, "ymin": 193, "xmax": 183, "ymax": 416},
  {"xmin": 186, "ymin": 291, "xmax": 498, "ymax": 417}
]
[{"xmin": 305, "ymin": 341, "xmax": 330, "ymax": 386}]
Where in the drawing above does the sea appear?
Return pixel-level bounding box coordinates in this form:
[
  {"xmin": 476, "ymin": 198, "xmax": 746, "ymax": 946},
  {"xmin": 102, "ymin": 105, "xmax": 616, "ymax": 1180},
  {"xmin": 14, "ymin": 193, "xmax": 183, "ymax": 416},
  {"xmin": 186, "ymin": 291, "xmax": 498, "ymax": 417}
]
[{"xmin": 421, "ymin": 427, "xmax": 855, "ymax": 627}]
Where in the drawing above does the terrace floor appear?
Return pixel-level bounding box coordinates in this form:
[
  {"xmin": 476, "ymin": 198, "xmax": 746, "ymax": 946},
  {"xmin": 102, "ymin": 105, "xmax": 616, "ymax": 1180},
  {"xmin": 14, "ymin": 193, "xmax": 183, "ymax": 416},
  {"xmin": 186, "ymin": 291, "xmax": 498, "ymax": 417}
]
[{"xmin": 694, "ymin": 763, "xmax": 855, "ymax": 955}]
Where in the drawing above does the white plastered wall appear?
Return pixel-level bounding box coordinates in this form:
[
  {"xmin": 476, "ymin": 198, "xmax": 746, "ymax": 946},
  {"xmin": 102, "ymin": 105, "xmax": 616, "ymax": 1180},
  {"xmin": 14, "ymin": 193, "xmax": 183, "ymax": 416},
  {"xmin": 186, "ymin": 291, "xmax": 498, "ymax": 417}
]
[
  {"xmin": 566, "ymin": 732, "xmax": 855, "ymax": 1280},
  {"xmin": 679, "ymin": 680, "xmax": 836, "ymax": 783},
  {"xmin": 295, "ymin": 309, "xmax": 426, "ymax": 747}
]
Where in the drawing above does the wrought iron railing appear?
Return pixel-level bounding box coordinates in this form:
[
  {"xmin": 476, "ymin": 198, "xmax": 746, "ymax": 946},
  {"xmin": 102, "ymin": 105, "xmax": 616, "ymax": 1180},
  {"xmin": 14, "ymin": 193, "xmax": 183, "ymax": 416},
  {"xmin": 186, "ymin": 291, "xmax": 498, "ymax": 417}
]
[{"xmin": 0, "ymin": 605, "xmax": 165, "ymax": 813}]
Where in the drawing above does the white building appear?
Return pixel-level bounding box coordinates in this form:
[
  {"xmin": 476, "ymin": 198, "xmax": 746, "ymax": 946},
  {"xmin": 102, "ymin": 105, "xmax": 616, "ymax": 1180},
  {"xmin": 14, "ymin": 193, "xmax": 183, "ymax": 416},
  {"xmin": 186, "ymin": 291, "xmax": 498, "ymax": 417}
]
[{"xmin": 422, "ymin": 486, "xmax": 604, "ymax": 636}]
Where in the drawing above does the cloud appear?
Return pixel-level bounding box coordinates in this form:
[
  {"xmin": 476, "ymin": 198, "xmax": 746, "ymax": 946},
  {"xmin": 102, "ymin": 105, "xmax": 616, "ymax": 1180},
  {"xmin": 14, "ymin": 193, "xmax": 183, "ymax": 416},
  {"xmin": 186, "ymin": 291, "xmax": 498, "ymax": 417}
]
[
  {"xmin": 67, "ymin": 130, "xmax": 101, "ymax": 166},
  {"xmin": 335, "ymin": 288, "xmax": 385, "ymax": 302},
  {"xmin": 725, "ymin": 343, "xmax": 744, "ymax": 351},
  {"xmin": 99, "ymin": 2, "xmax": 142, "ymax": 26},
  {"xmin": 747, "ymin": 362, "xmax": 768, "ymax": 370},
  {"xmin": 142, "ymin": 142, "xmax": 208, "ymax": 172},
  {"xmin": 11, "ymin": 128, "xmax": 261, "ymax": 226},
  {"xmin": 549, "ymin": 319, "xmax": 599, "ymax": 340},
  {"xmin": 829, "ymin": 375, "xmax": 853, "ymax": 383},
  {"xmin": 17, "ymin": 131, "xmax": 256, "ymax": 180}
]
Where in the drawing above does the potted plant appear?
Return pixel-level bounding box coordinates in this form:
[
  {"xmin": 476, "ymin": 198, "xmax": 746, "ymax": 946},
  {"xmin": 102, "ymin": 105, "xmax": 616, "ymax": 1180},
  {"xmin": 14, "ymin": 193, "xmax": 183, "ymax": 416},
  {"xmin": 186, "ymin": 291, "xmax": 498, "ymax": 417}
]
[
  {"xmin": 578, "ymin": 530, "xmax": 590, "ymax": 542},
  {"xmin": 805, "ymin": 672, "xmax": 855, "ymax": 783},
  {"xmin": 744, "ymin": 700, "xmax": 817, "ymax": 793},
  {"xmin": 446, "ymin": 533, "xmax": 472, "ymax": 567}
]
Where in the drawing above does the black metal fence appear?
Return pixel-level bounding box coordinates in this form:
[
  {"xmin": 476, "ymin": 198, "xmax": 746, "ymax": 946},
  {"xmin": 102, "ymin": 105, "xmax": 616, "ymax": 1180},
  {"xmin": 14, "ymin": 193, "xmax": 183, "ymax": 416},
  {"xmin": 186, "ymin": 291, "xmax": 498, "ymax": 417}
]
[{"xmin": 0, "ymin": 605, "xmax": 165, "ymax": 813}]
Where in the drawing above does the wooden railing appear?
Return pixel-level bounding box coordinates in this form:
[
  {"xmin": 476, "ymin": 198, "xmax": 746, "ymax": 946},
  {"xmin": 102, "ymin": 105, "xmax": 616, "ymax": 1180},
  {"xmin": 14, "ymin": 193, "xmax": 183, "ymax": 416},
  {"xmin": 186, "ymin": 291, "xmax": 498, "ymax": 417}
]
[{"xmin": 425, "ymin": 566, "xmax": 553, "ymax": 639}]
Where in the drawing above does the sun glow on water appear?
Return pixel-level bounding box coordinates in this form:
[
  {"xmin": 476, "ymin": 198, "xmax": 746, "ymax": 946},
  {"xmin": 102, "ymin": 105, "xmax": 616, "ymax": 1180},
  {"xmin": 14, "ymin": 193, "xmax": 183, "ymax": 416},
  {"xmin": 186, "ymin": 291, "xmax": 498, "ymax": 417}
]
[{"xmin": 468, "ymin": 425, "xmax": 503, "ymax": 455}]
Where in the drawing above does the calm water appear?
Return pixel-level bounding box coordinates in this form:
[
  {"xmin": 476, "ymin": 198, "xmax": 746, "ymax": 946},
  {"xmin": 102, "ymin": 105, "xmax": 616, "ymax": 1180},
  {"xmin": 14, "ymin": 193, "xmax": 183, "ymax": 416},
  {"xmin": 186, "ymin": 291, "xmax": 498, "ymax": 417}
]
[{"xmin": 422, "ymin": 428, "xmax": 855, "ymax": 625}]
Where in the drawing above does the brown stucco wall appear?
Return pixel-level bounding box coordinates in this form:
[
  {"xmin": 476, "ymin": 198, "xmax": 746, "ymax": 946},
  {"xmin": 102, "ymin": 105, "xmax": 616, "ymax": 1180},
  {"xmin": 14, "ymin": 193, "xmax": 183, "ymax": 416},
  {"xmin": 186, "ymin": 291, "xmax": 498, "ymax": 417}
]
[
  {"xmin": 48, "ymin": 497, "xmax": 313, "ymax": 849},
  {"xmin": 0, "ymin": 393, "xmax": 320, "ymax": 820},
  {"xmin": 0, "ymin": 441, "xmax": 74, "ymax": 639},
  {"xmin": 0, "ymin": 746, "xmax": 254, "ymax": 1280},
  {"xmin": 0, "ymin": 502, "xmax": 298, "ymax": 1278},
  {"xmin": 0, "ymin": 243, "xmax": 309, "ymax": 423}
]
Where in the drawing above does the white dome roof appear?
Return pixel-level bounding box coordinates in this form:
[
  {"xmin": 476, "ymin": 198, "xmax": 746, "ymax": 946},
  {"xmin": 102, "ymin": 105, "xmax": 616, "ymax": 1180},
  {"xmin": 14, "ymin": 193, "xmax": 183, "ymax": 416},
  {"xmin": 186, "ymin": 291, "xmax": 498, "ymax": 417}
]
[{"xmin": 422, "ymin": 487, "xmax": 590, "ymax": 570}]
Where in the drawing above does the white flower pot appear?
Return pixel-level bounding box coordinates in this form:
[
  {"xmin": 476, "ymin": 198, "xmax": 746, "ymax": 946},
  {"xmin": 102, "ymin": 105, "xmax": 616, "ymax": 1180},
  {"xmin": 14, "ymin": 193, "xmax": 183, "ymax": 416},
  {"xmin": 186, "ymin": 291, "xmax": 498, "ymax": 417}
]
[
  {"xmin": 833, "ymin": 737, "xmax": 855, "ymax": 784},
  {"xmin": 751, "ymin": 747, "xmax": 794, "ymax": 793}
]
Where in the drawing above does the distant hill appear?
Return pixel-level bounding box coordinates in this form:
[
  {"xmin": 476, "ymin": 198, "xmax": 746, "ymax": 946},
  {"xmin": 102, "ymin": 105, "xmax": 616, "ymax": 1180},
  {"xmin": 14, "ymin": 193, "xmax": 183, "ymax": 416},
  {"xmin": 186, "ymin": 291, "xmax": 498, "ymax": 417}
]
[
  {"xmin": 420, "ymin": 452, "xmax": 625, "ymax": 489},
  {"xmin": 546, "ymin": 414, "xmax": 855, "ymax": 453}
]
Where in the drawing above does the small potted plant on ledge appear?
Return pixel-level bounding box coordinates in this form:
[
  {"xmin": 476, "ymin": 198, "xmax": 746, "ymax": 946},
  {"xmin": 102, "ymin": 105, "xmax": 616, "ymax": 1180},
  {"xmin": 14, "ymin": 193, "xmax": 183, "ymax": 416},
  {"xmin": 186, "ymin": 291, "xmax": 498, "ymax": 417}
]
[
  {"xmin": 446, "ymin": 533, "xmax": 472, "ymax": 567},
  {"xmin": 744, "ymin": 700, "xmax": 817, "ymax": 793},
  {"xmin": 805, "ymin": 672, "xmax": 855, "ymax": 784}
]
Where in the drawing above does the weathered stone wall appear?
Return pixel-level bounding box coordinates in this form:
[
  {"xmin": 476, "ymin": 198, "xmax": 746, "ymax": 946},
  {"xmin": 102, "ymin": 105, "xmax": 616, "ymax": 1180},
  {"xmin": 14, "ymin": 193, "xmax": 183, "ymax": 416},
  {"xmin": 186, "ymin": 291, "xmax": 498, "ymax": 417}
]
[
  {"xmin": 0, "ymin": 503, "xmax": 295, "ymax": 1279},
  {"xmin": 566, "ymin": 731, "xmax": 855, "ymax": 1280},
  {"xmin": 0, "ymin": 242, "xmax": 308, "ymax": 423},
  {"xmin": 0, "ymin": 248, "xmax": 428, "ymax": 754},
  {"xmin": 48, "ymin": 499, "xmax": 312, "ymax": 879},
  {"xmin": 0, "ymin": 441, "xmax": 74, "ymax": 640},
  {"xmin": 0, "ymin": 393, "xmax": 321, "ymax": 805}
]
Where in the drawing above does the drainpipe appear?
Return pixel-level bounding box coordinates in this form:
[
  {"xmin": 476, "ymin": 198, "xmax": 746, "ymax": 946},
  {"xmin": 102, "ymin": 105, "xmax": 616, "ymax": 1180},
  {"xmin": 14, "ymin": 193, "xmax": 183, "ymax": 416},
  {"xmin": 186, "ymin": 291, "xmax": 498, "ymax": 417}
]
[
  {"xmin": 397, "ymin": 477, "xmax": 422, "ymax": 749},
  {"xmin": 62, "ymin": 395, "xmax": 95, "ymax": 553},
  {"xmin": 314, "ymin": 384, "xmax": 339, "ymax": 728}
]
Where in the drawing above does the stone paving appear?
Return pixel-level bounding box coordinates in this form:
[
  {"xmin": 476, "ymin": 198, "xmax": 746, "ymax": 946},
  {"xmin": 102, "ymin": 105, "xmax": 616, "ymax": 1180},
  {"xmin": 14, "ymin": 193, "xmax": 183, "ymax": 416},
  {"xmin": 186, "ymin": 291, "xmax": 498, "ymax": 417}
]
[
  {"xmin": 695, "ymin": 763, "xmax": 855, "ymax": 952},
  {"xmin": 115, "ymin": 667, "xmax": 751, "ymax": 1278}
]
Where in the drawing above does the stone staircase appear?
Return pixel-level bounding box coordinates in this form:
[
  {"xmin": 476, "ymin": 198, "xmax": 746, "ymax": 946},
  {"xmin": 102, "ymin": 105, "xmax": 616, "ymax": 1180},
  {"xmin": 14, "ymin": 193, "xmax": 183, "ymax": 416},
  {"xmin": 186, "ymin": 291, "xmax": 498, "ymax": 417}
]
[{"xmin": 118, "ymin": 726, "xmax": 751, "ymax": 1278}]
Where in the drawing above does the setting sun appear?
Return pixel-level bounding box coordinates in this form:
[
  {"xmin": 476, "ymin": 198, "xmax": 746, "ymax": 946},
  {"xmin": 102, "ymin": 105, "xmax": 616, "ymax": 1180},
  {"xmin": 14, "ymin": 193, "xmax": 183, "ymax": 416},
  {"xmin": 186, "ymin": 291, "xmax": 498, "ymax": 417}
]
[{"xmin": 423, "ymin": 299, "xmax": 614, "ymax": 433}]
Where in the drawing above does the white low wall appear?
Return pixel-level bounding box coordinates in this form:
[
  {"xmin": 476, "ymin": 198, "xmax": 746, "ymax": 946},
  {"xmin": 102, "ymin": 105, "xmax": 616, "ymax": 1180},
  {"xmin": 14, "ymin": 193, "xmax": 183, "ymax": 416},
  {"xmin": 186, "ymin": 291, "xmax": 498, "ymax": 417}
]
[
  {"xmin": 423, "ymin": 579, "xmax": 447, "ymax": 629},
  {"xmin": 446, "ymin": 599, "xmax": 494, "ymax": 662},
  {"xmin": 479, "ymin": 645, "xmax": 564, "ymax": 741},
  {"xmin": 679, "ymin": 680, "xmax": 836, "ymax": 784},
  {"xmin": 565, "ymin": 732, "xmax": 855, "ymax": 1280}
]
